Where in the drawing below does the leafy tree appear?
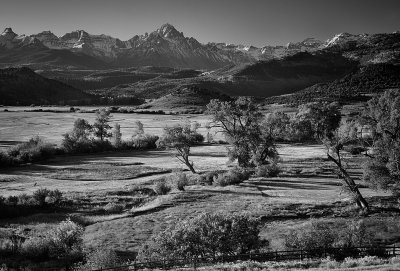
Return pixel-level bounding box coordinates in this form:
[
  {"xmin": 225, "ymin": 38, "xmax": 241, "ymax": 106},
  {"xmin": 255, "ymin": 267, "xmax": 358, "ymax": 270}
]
[
  {"xmin": 207, "ymin": 97, "xmax": 277, "ymax": 167},
  {"xmin": 159, "ymin": 124, "xmax": 200, "ymax": 173},
  {"xmin": 205, "ymin": 122, "xmax": 213, "ymax": 143},
  {"xmin": 132, "ymin": 120, "xmax": 144, "ymax": 137},
  {"xmin": 112, "ymin": 123, "xmax": 122, "ymax": 148},
  {"xmin": 62, "ymin": 118, "xmax": 92, "ymax": 152},
  {"xmin": 93, "ymin": 109, "xmax": 112, "ymax": 141},
  {"xmin": 137, "ymin": 213, "xmax": 265, "ymax": 262},
  {"xmin": 298, "ymin": 102, "xmax": 369, "ymax": 210},
  {"xmin": 69, "ymin": 118, "xmax": 93, "ymax": 141},
  {"xmin": 263, "ymin": 111, "xmax": 290, "ymax": 141},
  {"xmin": 362, "ymin": 90, "xmax": 400, "ymax": 195}
]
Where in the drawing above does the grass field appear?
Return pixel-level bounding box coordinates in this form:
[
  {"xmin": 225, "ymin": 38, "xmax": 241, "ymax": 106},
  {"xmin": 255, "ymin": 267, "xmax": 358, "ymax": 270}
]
[{"xmin": 0, "ymin": 108, "xmax": 399, "ymax": 267}]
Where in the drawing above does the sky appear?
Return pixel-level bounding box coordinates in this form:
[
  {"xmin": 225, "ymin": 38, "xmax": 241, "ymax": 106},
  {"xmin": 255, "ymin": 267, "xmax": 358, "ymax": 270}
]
[{"xmin": 0, "ymin": 0, "xmax": 399, "ymax": 47}]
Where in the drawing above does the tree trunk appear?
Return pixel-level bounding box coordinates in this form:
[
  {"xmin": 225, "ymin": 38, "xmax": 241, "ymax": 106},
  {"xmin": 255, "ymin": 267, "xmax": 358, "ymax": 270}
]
[
  {"xmin": 327, "ymin": 153, "xmax": 369, "ymax": 211},
  {"xmin": 185, "ymin": 159, "xmax": 196, "ymax": 173}
]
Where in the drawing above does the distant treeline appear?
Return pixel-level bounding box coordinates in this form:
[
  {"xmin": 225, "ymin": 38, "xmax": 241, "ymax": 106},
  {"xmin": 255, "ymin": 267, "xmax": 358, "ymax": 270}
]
[{"xmin": 53, "ymin": 73, "xmax": 159, "ymax": 90}]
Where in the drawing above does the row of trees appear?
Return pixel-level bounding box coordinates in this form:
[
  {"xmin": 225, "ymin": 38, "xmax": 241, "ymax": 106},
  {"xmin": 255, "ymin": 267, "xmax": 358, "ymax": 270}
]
[
  {"xmin": 198, "ymin": 91, "xmax": 399, "ymax": 211},
  {"xmin": 62, "ymin": 109, "xmax": 159, "ymax": 153}
]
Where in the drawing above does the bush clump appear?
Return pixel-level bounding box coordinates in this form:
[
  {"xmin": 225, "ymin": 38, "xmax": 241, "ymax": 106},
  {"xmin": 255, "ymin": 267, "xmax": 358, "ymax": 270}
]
[
  {"xmin": 214, "ymin": 168, "xmax": 251, "ymax": 186},
  {"xmin": 172, "ymin": 173, "xmax": 188, "ymax": 191},
  {"xmin": 33, "ymin": 188, "xmax": 62, "ymax": 206},
  {"xmin": 138, "ymin": 212, "xmax": 266, "ymax": 262},
  {"xmin": 254, "ymin": 162, "xmax": 281, "ymax": 177},
  {"xmin": 285, "ymin": 219, "xmax": 380, "ymax": 260},
  {"xmin": 21, "ymin": 219, "xmax": 84, "ymax": 263},
  {"xmin": 154, "ymin": 179, "xmax": 171, "ymax": 195},
  {"xmin": 5, "ymin": 137, "xmax": 56, "ymax": 164},
  {"xmin": 74, "ymin": 249, "xmax": 120, "ymax": 271}
]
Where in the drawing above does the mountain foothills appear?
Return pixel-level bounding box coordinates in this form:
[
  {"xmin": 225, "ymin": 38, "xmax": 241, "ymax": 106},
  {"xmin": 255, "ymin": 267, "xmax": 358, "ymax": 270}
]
[
  {"xmin": 0, "ymin": 23, "xmax": 399, "ymax": 107},
  {"xmin": 0, "ymin": 67, "xmax": 95, "ymax": 105}
]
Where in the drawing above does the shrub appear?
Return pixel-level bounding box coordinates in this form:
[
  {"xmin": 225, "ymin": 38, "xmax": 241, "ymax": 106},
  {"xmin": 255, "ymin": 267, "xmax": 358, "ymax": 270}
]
[
  {"xmin": 103, "ymin": 203, "xmax": 125, "ymax": 214},
  {"xmin": 197, "ymin": 171, "xmax": 220, "ymax": 185},
  {"xmin": 254, "ymin": 163, "xmax": 281, "ymax": 177},
  {"xmin": 285, "ymin": 220, "xmax": 336, "ymax": 254},
  {"xmin": 189, "ymin": 133, "xmax": 204, "ymax": 144},
  {"xmin": 0, "ymin": 152, "xmax": 16, "ymax": 168},
  {"xmin": 47, "ymin": 189, "xmax": 63, "ymax": 205},
  {"xmin": 214, "ymin": 168, "xmax": 251, "ymax": 186},
  {"xmin": 154, "ymin": 179, "xmax": 171, "ymax": 195},
  {"xmin": 138, "ymin": 212, "xmax": 265, "ymax": 262},
  {"xmin": 5, "ymin": 196, "xmax": 18, "ymax": 206},
  {"xmin": 16, "ymin": 193, "xmax": 31, "ymax": 206},
  {"xmin": 173, "ymin": 173, "xmax": 188, "ymax": 191},
  {"xmin": 7, "ymin": 137, "xmax": 56, "ymax": 164},
  {"xmin": 130, "ymin": 134, "xmax": 159, "ymax": 150},
  {"xmin": 285, "ymin": 219, "xmax": 379, "ymax": 259},
  {"xmin": 48, "ymin": 218, "xmax": 84, "ymax": 261},
  {"xmin": 33, "ymin": 188, "xmax": 51, "ymax": 206},
  {"xmin": 74, "ymin": 249, "xmax": 120, "ymax": 271},
  {"xmin": 21, "ymin": 236, "xmax": 51, "ymax": 260}
]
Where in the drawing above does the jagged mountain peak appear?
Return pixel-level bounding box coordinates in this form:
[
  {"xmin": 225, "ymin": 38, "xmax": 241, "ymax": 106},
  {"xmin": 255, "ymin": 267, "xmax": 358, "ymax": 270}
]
[
  {"xmin": 157, "ymin": 23, "xmax": 183, "ymax": 38},
  {"xmin": 1, "ymin": 27, "xmax": 17, "ymax": 39}
]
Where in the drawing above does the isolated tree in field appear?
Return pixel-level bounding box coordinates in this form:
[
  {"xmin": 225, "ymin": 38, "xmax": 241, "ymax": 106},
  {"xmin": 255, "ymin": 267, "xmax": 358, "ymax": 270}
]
[
  {"xmin": 298, "ymin": 102, "xmax": 369, "ymax": 210},
  {"xmin": 361, "ymin": 90, "xmax": 400, "ymax": 195},
  {"xmin": 207, "ymin": 97, "xmax": 277, "ymax": 167},
  {"xmin": 112, "ymin": 123, "xmax": 122, "ymax": 148},
  {"xmin": 93, "ymin": 109, "xmax": 112, "ymax": 141},
  {"xmin": 159, "ymin": 124, "xmax": 199, "ymax": 173}
]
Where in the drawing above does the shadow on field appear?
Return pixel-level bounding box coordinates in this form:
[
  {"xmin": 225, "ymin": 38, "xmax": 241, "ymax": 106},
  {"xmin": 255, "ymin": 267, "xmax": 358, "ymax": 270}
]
[
  {"xmin": 244, "ymin": 179, "xmax": 340, "ymax": 191},
  {"xmin": 191, "ymin": 152, "xmax": 227, "ymax": 157},
  {"xmin": 194, "ymin": 189, "xmax": 261, "ymax": 197}
]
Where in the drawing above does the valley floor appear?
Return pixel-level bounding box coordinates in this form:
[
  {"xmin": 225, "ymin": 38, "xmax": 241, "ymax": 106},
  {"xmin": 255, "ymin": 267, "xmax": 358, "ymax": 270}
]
[{"xmin": 1, "ymin": 143, "xmax": 396, "ymax": 260}]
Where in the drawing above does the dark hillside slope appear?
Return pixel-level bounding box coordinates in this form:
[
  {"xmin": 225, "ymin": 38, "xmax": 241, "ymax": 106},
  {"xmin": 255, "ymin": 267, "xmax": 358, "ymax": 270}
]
[
  {"xmin": 0, "ymin": 67, "xmax": 95, "ymax": 105},
  {"xmin": 0, "ymin": 47, "xmax": 109, "ymax": 69},
  {"xmin": 266, "ymin": 64, "xmax": 400, "ymax": 104},
  {"xmin": 215, "ymin": 52, "xmax": 359, "ymax": 97}
]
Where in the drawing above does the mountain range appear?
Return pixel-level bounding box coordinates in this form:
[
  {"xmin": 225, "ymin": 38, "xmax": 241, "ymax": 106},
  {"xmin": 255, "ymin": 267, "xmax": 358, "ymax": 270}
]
[
  {"xmin": 0, "ymin": 23, "xmax": 399, "ymax": 108},
  {"xmin": 2, "ymin": 23, "xmax": 398, "ymax": 70}
]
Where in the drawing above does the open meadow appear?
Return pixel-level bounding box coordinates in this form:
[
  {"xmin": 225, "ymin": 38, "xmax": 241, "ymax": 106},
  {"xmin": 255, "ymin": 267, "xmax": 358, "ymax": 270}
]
[{"xmin": 0, "ymin": 107, "xmax": 399, "ymax": 270}]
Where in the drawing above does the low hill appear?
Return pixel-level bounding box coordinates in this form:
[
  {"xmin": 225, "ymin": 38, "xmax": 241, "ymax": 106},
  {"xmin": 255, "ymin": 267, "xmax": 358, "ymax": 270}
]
[
  {"xmin": 141, "ymin": 86, "xmax": 230, "ymax": 112},
  {"xmin": 0, "ymin": 67, "xmax": 96, "ymax": 105}
]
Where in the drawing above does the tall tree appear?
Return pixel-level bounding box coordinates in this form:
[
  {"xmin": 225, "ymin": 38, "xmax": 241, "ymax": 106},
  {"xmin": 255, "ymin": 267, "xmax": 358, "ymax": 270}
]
[
  {"xmin": 298, "ymin": 102, "xmax": 369, "ymax": 210},
  {"xmin": 207, "ymin": 97, "xmax": 277, "ymax": 167},
  {"xmin": 362, "ymin": 90, "xmax": 400, "ymax": 195},
  {"xmin": 159, "ymin": 124, "xmax": 199, "ymax": 173},
  {"xmin": 93, "ymin": 109, "xmax": 112, "ymax": 141},
  {"xmin": 112, "ymin": 123, "xmax": 122, "ymax": 148}
]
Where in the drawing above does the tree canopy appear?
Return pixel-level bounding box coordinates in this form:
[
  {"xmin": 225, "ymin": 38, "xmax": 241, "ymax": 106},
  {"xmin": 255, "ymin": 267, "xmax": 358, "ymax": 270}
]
[
  {"xmin": 362, "ymin": 90, "xmax": 400, "ymax": 195},
  {"xmin": 207, "ymin": 97, "xmax": 277, "ymax": 167}
]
